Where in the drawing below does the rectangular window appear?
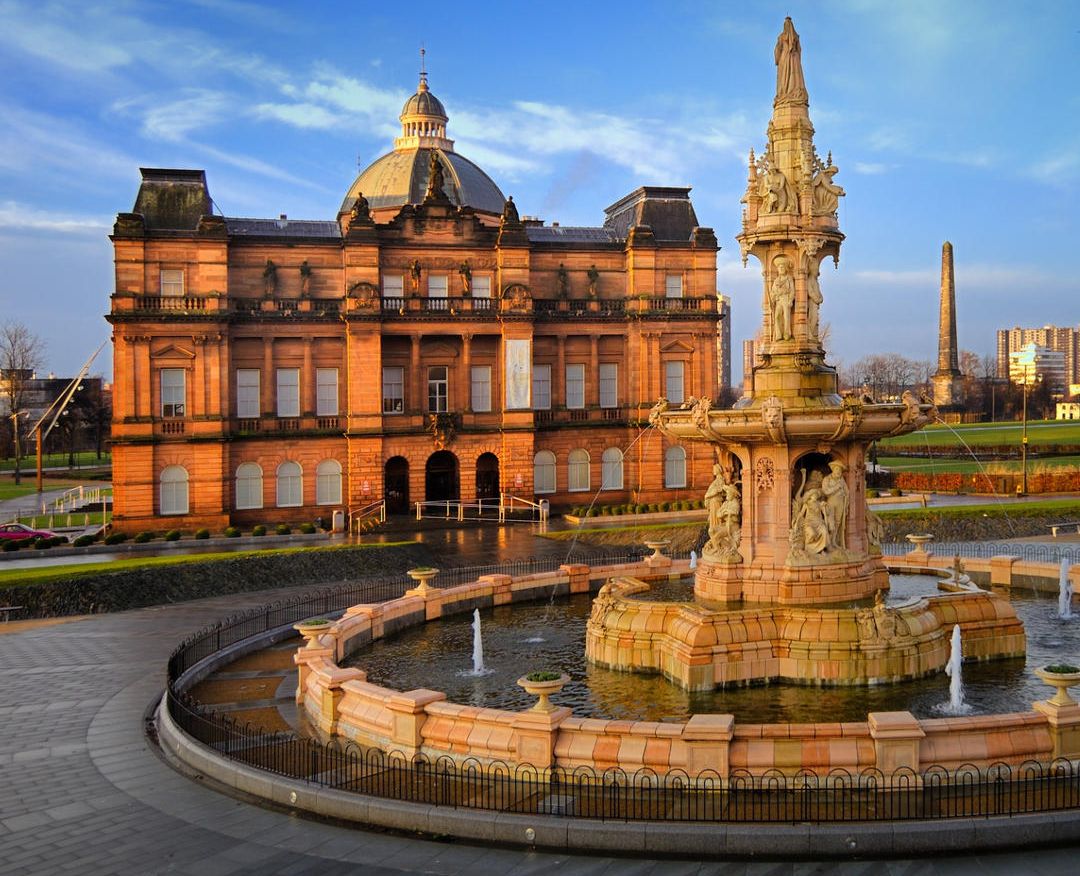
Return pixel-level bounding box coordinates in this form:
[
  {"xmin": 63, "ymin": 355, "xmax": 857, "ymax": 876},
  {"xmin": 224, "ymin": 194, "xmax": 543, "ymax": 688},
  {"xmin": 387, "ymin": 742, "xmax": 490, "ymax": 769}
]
[
  {"xmin": 428, "ymin": 274, "xmax": 448, "ymax": 297},
  {"xmin": 532, "ymin": 365, "xmax": 551, "ymax": 410},
  {"xmin": 276, "ymin": 368, "xmax": 300, "ymax": 418},
  {"xmin": 236, "ymin": 369, "xmax": 260, "ymax": 419},
  {"xmin": 665, "ymin": 360, "xmax": 685, "ymax": 404},
  {"xmin": 382, "ymin": 274, "xmax": 403, "ymax": 298},
  {"xmin": 160, "ymin": 369, "xmax": 185, "ymax": 418},
  {"xmin": 160, "ymin": 269, "xmax": 184, "ymax": 297},
  {"xmin": 665, "ymin": 274, "xmax": 683, "ymax": 298},
  {"xmin": 382, "ymin": 366, "xmax": 404, "ymax": 414},
  {"xmin": 471, "ymin": 366, "xmax": 491, "ymax": 412},
  {"xmin": 472, "ymin": 276, "xmax": 491, "ymax": 298},
  {"xmin": 599, "ymin": 363, "xmax": 618, "ymax": 409},
  {"xmin": 566, "ymin": 364, "xmax": 585, "ymax": 409},
  {"xmin": 428, "ymin": 365, "xmax": 448, "ymax": 413},
  {"xmin": 316, "ymin": 368, "xmax": 338, "ymax": 416}
]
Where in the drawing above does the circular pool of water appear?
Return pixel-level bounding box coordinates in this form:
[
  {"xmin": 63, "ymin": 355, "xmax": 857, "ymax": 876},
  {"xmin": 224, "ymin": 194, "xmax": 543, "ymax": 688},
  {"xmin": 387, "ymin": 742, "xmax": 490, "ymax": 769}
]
[{"xmin": 344, "ymin": 576, "xmax": 1078, "ymax": 724}]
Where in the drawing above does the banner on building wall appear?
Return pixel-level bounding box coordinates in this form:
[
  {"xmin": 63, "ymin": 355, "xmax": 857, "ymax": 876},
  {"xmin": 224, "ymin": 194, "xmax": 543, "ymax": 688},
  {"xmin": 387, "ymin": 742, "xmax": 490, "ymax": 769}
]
[{"xmin": 504, "ymin": 339, "xmax": 531, "ymax": 409}]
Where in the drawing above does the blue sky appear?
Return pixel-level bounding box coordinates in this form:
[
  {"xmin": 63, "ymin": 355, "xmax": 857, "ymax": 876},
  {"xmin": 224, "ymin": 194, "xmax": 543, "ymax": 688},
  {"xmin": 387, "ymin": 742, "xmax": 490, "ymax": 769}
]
[{"xmin": 1, "ymin": 0, "xmax": 1078, "ymax": 382}]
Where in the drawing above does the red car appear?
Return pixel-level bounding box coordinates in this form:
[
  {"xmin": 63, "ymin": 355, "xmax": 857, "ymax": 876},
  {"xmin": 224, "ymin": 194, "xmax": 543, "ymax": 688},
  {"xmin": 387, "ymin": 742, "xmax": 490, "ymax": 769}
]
[{"xmin": 0, "ymin": 523, "xmax": 67, "ymax": 543}]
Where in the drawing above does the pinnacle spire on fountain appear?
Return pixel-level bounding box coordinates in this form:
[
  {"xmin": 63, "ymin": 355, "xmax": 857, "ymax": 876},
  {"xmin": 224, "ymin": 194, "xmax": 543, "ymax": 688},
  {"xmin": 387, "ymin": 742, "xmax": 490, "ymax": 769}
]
[{"xmin": 737, "ymin": 17, "xmax": 845, "ymax": 410}]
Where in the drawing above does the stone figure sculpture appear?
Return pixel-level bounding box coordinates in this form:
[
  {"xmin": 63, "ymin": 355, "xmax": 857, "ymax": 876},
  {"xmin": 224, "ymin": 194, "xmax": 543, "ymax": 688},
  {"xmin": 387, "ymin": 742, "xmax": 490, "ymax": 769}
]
[
  {"xmin": 704, "ymin": 464, "xmax": 742, "ymax": 562},
  {"xmin": 502, "ymin": 195, "xmax": 519, "ymax": 224},
  {"xmin": 811, "ymin": 161, "xmax": 845, "ymax": 215},
  {"xmin": 790, "ymin": 487, "xmax": 830, "ymax": 555},
  {"xmin": 458, "ymin": 260, "xmax": 472, "ymax": 294},
  {"xmin": 409, "ymin": 259, "xmax": 422, "ymax": 292},
  {"xmin": 350, "ymin": 191, "xmax": 371, "ymax": 223},
  {"xmin": 770, "ymin": 256, "xmax": 795, "ymax": 341},
  {"xmin": 806, "ymin": 262, "xmax": 823, "ymax": 341},
  {"xmin": 759, "ymin": 165, "xmax": 797, "ymax": 214},
  {"xmin": 821, "ymin": 461, "xmax": 849, "ymax": 549},
  {"xmin": 774, "ymin": 17, "xmax": 808, "ymax": 105},
  {"xmin": 425, "ymin": 152, "xmax": 447, "ymax": 201},
  {"xmin": 587, "ymin": 265, "xmax": 599, "ymax": 297},
  {"xmin": 262, "ymin": 259, "xmax": 277, "ymax": 297},
  {"xmin": 866, "ymin": 507, "xmax": 884, "ymax": 554},
  {"xmin": 557, "ymin": 264, "xmax": 569, "ymax": 298}
]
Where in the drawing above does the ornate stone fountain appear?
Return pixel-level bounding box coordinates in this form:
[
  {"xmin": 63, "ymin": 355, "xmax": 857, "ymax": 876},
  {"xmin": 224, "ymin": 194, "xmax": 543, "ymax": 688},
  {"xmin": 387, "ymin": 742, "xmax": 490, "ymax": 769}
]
[{"xmin": 586, "ymin": 18, "xmax": 1025, "ymax": 690}]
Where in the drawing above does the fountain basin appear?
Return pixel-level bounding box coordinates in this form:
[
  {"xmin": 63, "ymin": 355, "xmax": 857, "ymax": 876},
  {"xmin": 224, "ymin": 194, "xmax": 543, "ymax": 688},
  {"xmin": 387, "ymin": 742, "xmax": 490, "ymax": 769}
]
[{"xmin": 586, "ymin": 575, "xmax": 1025, "ymax": 690}]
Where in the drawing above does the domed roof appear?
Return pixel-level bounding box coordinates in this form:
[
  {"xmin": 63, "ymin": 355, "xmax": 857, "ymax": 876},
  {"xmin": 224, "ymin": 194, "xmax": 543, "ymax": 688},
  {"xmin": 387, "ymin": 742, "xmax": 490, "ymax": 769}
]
[
  {"xmin": 339, "ymin": 69, "xmax": 505, "ymax": 218},
  {"xmin": 340, "ymin": 147, "xmax": 506, "ymax": 216}
]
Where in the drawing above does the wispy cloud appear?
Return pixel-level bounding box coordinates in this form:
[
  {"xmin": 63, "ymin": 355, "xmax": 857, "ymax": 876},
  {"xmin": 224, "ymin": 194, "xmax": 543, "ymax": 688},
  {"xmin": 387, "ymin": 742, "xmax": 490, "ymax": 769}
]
[
  {"xmin": 0, "ymin": 201, "xmax": 110, "ymax": 234},
  {"xmin": 853, "ymin": 161, "xmax": 892, "ymax": 175},
  {"xmin": 854, "ymin": 264, "xmax": 1062, "ymax": 290},
  {"xmin": 1027, "ymin": 152, "xmax": 1080, "ymax": 186},
  {"xmin": 133, "ymin": 90, "xmax": 234, "ymax": 142}
]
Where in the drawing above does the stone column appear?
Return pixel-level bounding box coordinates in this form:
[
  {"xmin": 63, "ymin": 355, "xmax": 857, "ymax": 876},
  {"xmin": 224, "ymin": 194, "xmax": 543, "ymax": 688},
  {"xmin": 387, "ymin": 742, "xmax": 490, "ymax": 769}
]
[
  {"xmin": 683, "ymin": 714, "xmax": 735, "ymax": 780},
  {"xmin": 460, "ymin": 333, "xmax": 472, "ymax": 412},
  {"xmin": 555, "ymin": 336, "xmax": 566, "ymax": 407},
  {"xmin": 868, "ymin": 711, "xmax": 925, "ymax": 779},
  {"xmin": 262, "ymin": 337, "xmax": 274, "ymax": 416},
  {"xmin": 409, "ymin": 334, "xmax": 422, "ymax": 415},
  {"xmin": 512, "ymin": 707, "xmax": 572, "ymax": 770},
  {"xmin": 588, "ymin": 336, "xmax": 599, "ymax": 407},
  {"xmin": 1033, "ymin": 700, "xmax": 1080, "ymax": 761},
  {"xmin": 386, "ymin": 690, "xmax": 446, "ymax": 758},
  {"xmin": 136, "ymin": 337, "xmax": 151, "ymax": 419},
  {"xmin": 302, "ymin": 337, "xmax": 314, "ymax": 416}
]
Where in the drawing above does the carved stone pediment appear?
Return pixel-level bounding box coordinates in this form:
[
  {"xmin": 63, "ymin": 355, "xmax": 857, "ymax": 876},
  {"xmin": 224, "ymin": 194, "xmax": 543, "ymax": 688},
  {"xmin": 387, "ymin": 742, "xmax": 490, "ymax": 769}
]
[{"xmin": 151, "ymin": 343, "xmax": 195, "ymax": 361}]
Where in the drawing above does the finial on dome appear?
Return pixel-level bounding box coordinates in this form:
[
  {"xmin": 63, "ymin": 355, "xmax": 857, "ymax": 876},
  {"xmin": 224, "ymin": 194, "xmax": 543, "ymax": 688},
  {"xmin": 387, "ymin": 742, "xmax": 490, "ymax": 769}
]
[{"xmin": 419, "ymin": 45, "xmax": 428, "ymax": 91}]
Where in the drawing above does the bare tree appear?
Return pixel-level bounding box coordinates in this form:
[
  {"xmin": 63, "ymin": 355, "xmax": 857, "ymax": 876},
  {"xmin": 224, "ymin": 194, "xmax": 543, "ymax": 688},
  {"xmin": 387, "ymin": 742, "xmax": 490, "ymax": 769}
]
[{"xmin": 0, "ymin": 322, "xmax": 45, "ymax": 484}]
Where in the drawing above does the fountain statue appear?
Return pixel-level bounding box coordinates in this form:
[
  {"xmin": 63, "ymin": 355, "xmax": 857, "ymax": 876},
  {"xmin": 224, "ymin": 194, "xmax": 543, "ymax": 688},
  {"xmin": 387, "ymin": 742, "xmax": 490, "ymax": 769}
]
[{"xmin": 585, "ymin": 18, "xmax": 1025, "ymax": 690}]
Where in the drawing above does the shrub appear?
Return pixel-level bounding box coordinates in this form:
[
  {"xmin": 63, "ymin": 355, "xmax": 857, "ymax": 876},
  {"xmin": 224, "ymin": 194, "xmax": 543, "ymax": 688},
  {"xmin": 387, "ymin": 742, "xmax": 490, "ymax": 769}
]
[
  {"xmin": 73, "ymin": 534, "xmax": 96, "ymax": 547},
  {"xmin": 585, "ymin": 508, "xmax": 597, "ymax": 517},
  {"xmin": 275, "ymin": 523, "xmax": 291, "ymax": 536},
  {"xmin": 299, "ymin": 522, "xmax": 316, "ymax": 534},
  {"xmin": 599, "ymin": 506, "xmax": 611, "ymax": 516},
  {"xmin": 660, "ymin": 501, "xmax": 671, "ymax": 512},
  {"xmin": 133, "ymin": 531, "xmax": 154, "ymax": 544},
  {"xmin": 2, "ymin": 539, "xmax": 20, "ymax": 552},
  {"xmin": 889, "ymin": 487, "xmax": 903, "ymax": 497},
  {"xmin": 648, "ymin": 503, "xmax": 660, "ymax": 513},
  {"xmin": 164, "ymin": 529, "xmax": 182, "ymax": 542},
  {"xmin": 1046, "ymin": 664, "xmax": 1080, "ymax": 674},
  {"xmin": 224, "ymin": 526, "xmax": 241, "ymax": 538},
  {"xmin": 635, "ymin": 503, "xmax": 647, "ymax": 514},
  {"xmin": 33, "ymin": 537, "xmax": 54, "ymax": 550},
  {"xmin": 252, "ymin": 524, "xmax": 267, "ymax": 537},
  {"xmin": 525, "ymin": 670, "xmax": 562, "ymax": 682},
  {"xmin": 104, "ymin": 532, "xmax": 128, "ymax": 545},
  {"xmin": 866, "ymin": 488, "xmax": 878, "ymax": 499},
  {"xmin": 194, "ymin": 528, "xmax": 210, "ymax": 540}
]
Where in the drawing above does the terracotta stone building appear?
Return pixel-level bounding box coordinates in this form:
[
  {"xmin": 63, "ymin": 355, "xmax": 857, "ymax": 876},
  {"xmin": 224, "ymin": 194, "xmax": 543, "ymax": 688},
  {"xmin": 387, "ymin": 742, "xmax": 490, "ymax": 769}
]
[{"xmin": 107, "ymin": 74, "xmax": 723, "ymax": 531}]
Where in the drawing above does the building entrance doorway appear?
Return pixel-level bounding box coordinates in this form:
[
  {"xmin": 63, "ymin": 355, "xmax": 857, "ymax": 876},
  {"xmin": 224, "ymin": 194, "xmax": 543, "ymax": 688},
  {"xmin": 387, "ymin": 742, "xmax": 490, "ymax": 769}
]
[
  {"xmin": 476, "ymin": 452, "xmax": 500, "ymax": 501},
  {"xmin": 384, "ymin": 457, "xmax": 409, "ymax": 514},
  {"xmin": 425, "ymin": 451, "xmax": 460, "ymax": 503}
]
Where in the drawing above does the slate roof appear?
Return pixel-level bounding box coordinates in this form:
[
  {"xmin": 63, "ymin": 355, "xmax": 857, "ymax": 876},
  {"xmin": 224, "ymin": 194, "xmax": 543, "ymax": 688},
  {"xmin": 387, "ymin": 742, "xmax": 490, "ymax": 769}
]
[{"xmin": 224, "ymin": 218, "xmax": 342, "ymax": 238}]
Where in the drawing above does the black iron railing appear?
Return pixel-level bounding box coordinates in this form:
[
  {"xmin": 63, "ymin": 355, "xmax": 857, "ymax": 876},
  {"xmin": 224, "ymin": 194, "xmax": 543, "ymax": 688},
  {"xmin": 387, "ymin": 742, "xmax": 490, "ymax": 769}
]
[{"xmin": 884, "ymin": 542, "xmax": 1080, "ymax": 563}]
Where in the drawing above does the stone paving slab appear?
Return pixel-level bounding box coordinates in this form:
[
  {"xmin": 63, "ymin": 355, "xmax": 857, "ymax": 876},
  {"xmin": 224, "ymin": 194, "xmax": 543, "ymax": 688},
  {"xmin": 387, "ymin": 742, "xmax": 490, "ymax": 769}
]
[{"xmin": 2, "ymin": 573, "xmax": 1080, "ymax": 874}]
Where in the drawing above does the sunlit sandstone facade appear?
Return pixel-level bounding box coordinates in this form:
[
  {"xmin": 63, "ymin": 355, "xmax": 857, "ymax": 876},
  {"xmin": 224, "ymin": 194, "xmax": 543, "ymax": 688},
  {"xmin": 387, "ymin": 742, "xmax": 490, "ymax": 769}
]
[{"xmin": 107, "ymin": 76, "xmax": 723, "ymax": 531}]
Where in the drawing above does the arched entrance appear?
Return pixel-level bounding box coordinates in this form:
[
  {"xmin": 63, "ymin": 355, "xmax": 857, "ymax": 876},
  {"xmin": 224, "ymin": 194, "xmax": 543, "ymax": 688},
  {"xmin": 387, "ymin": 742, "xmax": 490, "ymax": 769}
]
[
  {"xmin": 425, "ymin": 450, "xmax": 459, "ymax": 503},
  {"xmin": 384, "ymin": 456, "xmax": 409, "ymax": 514},
  {"xmin": 476, "ymin": 452, "xmax": 500, "ymax": 501}
]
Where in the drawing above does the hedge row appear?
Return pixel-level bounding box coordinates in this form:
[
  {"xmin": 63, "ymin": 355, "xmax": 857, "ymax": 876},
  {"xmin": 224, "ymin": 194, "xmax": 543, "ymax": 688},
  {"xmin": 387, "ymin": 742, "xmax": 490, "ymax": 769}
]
[
  {"xmin": 5, "ymin": 543, "xmax": 430, "ymax": 620},
  {"xmin": 568, "ymin": 500, "xmax": 704, "ymax": 517}
]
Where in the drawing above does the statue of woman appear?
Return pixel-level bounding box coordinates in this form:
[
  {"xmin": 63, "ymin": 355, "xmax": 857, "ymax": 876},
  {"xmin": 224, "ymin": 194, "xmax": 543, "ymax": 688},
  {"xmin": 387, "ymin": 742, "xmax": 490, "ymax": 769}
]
[
  {"xmin": 806, "ymin": 262, "xmax": 823, "ymax": 342},
  {"xmin": 794, "ymin": 487, "xmax": 830, "ymax": 554},
  {"xmin": 821, "ymin": 461, "xmax": 849, "ymax": 549},
  {"xmin": 770, "ymin": 256, "xmax": 795, "ymax": 341},
  {"xmin": 774, "ymin": 17, "xmax": 808, "ymax": 105},
  {"xmin": 704, "ymin": 464, "xmax": 726, "ymax": 547},
  {"xmin": 425, "ymin": 152, "xmax": 447, "ymax": 201},
  {"xmin": 812, "ymin": 163, "xmax": 845, "ymax": 214},
  {"xmin": 718, "ymin": 483, "xmax": 742, "ymax": 554}
]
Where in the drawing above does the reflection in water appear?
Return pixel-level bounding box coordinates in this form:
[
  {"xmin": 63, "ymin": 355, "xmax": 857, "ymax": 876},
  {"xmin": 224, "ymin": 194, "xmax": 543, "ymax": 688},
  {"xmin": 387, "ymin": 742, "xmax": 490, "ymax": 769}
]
[{"xmin": 345, "ymin": 579, "xmax": 1079, "ymax": 724}]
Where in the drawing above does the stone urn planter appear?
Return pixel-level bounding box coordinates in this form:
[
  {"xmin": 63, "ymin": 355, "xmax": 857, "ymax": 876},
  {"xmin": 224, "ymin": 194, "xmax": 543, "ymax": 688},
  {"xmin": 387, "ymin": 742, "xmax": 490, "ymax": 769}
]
[
  {"xmin": 406, "ymin": 567, "xmax": 440, "ymax": 596},
  {"xmin": 905, "ymin": 533, "xmax": 934, "ymax": 555},
  {"xmin": 517, "ymin": 672, "xmax": 570, "ymax": 713},
  {"xmin": 1034, "ymin": 665, "xmax": 1080, "ymax": 706},
  {"xmin": 644, "ymin": 539, "xmax": 671, "ymax": 562},
  {"xmin": 294, "ymin": 618, "xmax": 332, "ymax": 649}
]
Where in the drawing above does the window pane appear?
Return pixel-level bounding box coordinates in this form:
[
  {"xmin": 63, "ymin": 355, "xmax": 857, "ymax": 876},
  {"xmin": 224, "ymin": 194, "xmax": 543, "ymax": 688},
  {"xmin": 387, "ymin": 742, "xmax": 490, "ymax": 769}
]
[
  {"xmin": 316, "ymin": 368, "xmax": 338, "ymax": 416},
  {"xmin": 382, "ymin": 274, "xmax": 403, "ymax": 297},
  {"xmin": 382, "ymin": 366, "xmax": 404, "ymax": 414},
  {"xmin": 601, "ymin": 447, "xmax": 623, "ymax": 490},
  {"xmin": 316, "ymin": 460, "xmax": 342, "ymax": 505},
  {"xmin": 664, "ymin": 447, "xmax": 687, "ymax": 488},
  {"xmin": 428, "ymin": 365, "xmax": 448, "ymax": 413},
  {"xmin": 160, "ymin": 269, "xmax": 184, "ymax": 297},
  {"xmin": 472, "ymin": 276, "xmax": 491, "ymax": 298},
  {"xmin": 568, "ymin": 449, "xmax": 590, "ymax": 492},
  {"xmin": 277, "ymin": 368, "xmax": 299, "ymax": 417},
  {"xmin": 665, "ymin": 361, "xmax": 684, "ymax": 404},
  {"xmin": 471, "ymin": 366, "xmax": 491, "ymax": 412},
  {"xmin": 277, "ymin": 461, "xmax": 302, "ymax": 507},
  {"xmin": 532, "ymin": 365, "xmax": 551, "ymax": 410},
  {"xmin": 161, "ymin": 369, "xmax": 185, "ymax": 418},
  {"xmin": 235, "ymin": 463, "xmax": 263, "ymax": 510},
  {"xmin": 665, "ymin": 274, "xmax": 683, "ymax": 298},
  {"xmin": 160, "ymin": 466, "xmax": 189, "ymax": 515},
  {"xmin": 428, "ymin": 274, "xmax": 448, "ymax": 297},
  {"xmin": 599, "ymin": 363, "xmax": 618, "ymax": 408},
  {"xmin": 566, "ymin": 364, "xmax": 585, "ymax": 409},
  {"xmin": 236, "ymin": 369, "xmax": 260, "ymax": 418},
  {"xmin": 534, "ymin": 451, "xmax": 556, "ymax": 494}
]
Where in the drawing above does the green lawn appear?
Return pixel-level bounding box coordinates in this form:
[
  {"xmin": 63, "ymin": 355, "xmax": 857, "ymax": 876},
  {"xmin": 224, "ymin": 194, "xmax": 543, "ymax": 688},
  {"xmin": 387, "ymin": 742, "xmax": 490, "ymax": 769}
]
[
  {"xmin": 878, "ymin": 498, "xmax": 1080, "ymax": 520},
  {"xmin": 878, "ymin": 420, "xmax": 1080, "ymax": 450},
  {"xmin": 0, "ymin": 479, "xmax": 87, "ymax": 502},
  {"xmin": 877, "ymin": 454, "xmax": 1080, "ymax": 475},
  {"xmin": 0, "ymin": 540, "xmax": 416, "ymax": 589},
  {"xmin": 0, "ymin": 451, "xmax": 111, "ymax": 472}
]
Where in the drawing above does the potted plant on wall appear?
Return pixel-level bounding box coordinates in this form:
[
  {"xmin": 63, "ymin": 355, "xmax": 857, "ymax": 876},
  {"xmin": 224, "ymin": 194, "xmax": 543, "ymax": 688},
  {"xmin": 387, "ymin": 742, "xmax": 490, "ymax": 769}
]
[
  {"xmin": 1035, "ymin": 663, "xmax": 1080, "ymax": 705},
  {"xmin": 517, "ymin": 670, "xmax": 570, "ymax": 712}
]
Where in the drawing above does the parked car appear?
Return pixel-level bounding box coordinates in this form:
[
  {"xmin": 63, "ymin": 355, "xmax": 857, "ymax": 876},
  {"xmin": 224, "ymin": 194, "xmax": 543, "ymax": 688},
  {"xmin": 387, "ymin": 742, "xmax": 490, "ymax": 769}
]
[{"xmin": 0, "ymin": 523, "xmax": 68, "ymax": 543}]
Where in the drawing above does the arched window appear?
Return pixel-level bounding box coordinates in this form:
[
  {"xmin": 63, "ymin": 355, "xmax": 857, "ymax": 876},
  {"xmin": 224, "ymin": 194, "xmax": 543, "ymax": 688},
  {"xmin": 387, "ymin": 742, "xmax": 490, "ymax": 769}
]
[
  {"xmin": 316, "ymin": 459, "xmax": 342, "ymax": 505},
  {"xmin": 568, "ymin": 449, "xmax": 590, "ymax": 492},
  {"xmin": 533, "ymin": 450, "xmax": 556, "ymax": 494},
  {"xmin": 276, "ymin": 461, "xmax": 303, "ymax": 508},
  {"xmin": 664, "ymin": 446, "xmax": 687, "ymax": 489},
  {"xmin": 235, "ymin": 463, "xmax": 263, "ymax": 510},
  {"xmin": 160, "ymin": 465, "xmax": 189, "ymax": 515},
  {"xmin": 601, "ymin": 448, "xmax": 623, "ymax": 490}
]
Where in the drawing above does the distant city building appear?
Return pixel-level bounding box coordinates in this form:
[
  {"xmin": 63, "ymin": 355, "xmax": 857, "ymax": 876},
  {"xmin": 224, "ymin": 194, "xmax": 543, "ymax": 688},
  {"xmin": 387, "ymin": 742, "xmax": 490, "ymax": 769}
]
[
  {"xmin": 1008, "ymin": 343, "xmax": 1067, "ymax": 393},
  {"xmin": 741, "ymin": 339, "xmax": 758, "ymax": 395},
  {"xmin": 997, "ymin": 325, "xmax": 1079, "ymax": 386},
  {"xmin": 717, "ymin": 294, "xmax": 731, "ymax": 394}
]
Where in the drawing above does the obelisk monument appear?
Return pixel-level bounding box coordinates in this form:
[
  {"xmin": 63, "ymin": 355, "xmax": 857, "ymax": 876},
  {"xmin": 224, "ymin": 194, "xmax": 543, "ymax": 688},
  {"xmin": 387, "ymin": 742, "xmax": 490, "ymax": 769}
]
[{"xmin": 931, "ymin": 241, "xmax": 962, "ymax": 408}]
